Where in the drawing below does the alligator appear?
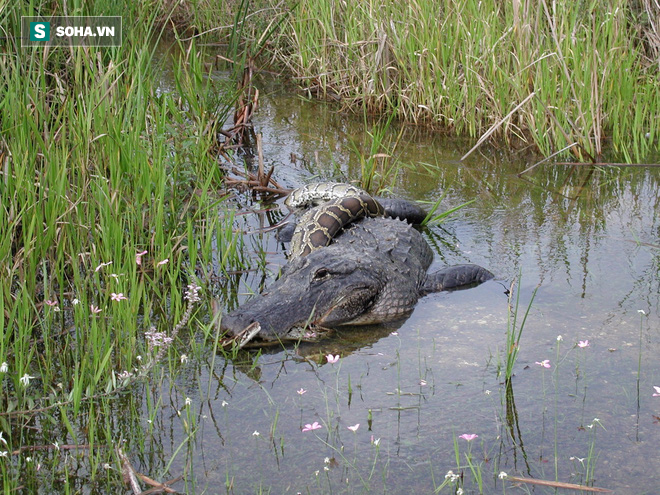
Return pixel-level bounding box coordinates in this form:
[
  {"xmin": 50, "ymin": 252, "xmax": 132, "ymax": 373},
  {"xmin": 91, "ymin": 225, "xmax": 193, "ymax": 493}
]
[{"xmin": 220, "ymin": 184, "xmax": 493, "ymax": 346}]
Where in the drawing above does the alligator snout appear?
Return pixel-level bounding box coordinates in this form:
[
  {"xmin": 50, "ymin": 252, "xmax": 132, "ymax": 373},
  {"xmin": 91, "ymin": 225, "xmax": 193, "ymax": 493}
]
[{"xmin": 220, "ymin": 312, "xmax": 258, "ymax": 338}]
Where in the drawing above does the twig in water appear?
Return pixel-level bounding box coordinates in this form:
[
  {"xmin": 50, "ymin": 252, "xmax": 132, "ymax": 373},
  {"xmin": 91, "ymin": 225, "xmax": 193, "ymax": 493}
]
[
  {"xmin": 506, "ymin": 475, "xmax": 611, "ymax": 492},
  {"xmin": 517, "ymin": 143, "xmax": 579, "ymax": 176},
  {"xmin": 117, "ymin": 447, "xmax": 142, "ymax": 494}
]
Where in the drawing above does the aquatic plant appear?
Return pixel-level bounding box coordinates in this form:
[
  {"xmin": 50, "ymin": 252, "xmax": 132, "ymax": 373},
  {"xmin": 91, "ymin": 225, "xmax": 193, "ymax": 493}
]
[{"xmin": 502, "ymin": 277, "xmax": 539, "ymax": 382}]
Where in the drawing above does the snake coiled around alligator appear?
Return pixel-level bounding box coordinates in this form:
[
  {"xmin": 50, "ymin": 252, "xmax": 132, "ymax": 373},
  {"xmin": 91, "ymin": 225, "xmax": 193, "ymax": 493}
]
[{"xmin": 286, "ymin": 182, "xmax": 427, "ymax": 257}]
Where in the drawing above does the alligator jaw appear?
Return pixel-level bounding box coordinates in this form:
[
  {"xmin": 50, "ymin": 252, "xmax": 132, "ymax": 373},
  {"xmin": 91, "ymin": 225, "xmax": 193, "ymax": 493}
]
[
  {"xmin": 229, "ymin": 321, "xmax": 263, "ymax": 349},
  {"xmin": 224, "ymin": 321, "xmax": 333, "ymax": 349}
]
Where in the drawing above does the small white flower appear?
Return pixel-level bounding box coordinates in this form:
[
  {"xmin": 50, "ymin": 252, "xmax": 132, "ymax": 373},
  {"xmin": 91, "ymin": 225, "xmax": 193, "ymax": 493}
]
[
  {"xmin": 498, "ymin": 471, "xmax": 507, "ymax": 479},
  {"xmin": 184, "ymin": 284, "xmax": 201, "ymax": 303},
  {"xmin": 103, "ymin": 463, "xmax": 112, "ymax": 470},
  {"xmin": 556, "ymin": 335, "xmax": 563, "ymax": 341},
  {"xmin": 445, "ymin": 470, "xmax": 460, "ymax": 482},
  {"xmin": 0, "ymin": 362, "xmax": 7, "ymax": 373},
  {"xmin": 95, "ymin": 261, "xmax": 113, "ymax": 272},
  {"xmin": 52, "ymin": 441, "xmax": 59, "ymax": 451},
  {"xmin": 457, "ymin": 489, "xmax": 464, "ymax": 495},
  {"xmin": 373, "ymin": 438, "xmax": 380, "ymax": 446},
  {"xmin": 185, "ymin": 397, "xmax": 192, "ymax": 406},
  {"xmin": 117, "ymin": 370, "xmax": 133, "ymax": 380},
  {"xmin": 0, "ymin": 451, "xmax": 7, "ymax": 458},
  {"xmin": 180, "ymin": 354, "xmax": 188, "ymax": 364},
  {"xmin": 26, "ymin": 457, "xmax": 32, "ymax": 462},
  {"xmin": 252, "ymin": 431, "xmax": 260, "ymax": 437},
  {"xmin": 136, "ymin": 355, "xmax": 142, "ymax": 362},
  {"xmin": 314, "ymin": 470, "xmax": 319, "ymax": 476},
  {"xmin": 324, "ymin": 457, "xmax": 330, "ymax": 464},
  {"xmin": 221, "ymin": 400, "xmax": 228, "ymax": 407},
  {"xmin": 323, "ymin": 466, "xmax": 329, "ymax": 471},
  {"xmin": 72, "ymin": 298, "xmax": 80, "ymax": 305},
  {"xmin": 419, "ymin": 379, "xmax": 427, "ymax": 386},
  {"xmin": 0, "ymin": 432, "xmax": 6, "ymax": 446},
  {"xmin": 638, "ymin": 309, "xmax": 646, "ymax": 315},
  {"xmin": 19, "ymin": 374, "xmax": 35, "ymax": 387}
]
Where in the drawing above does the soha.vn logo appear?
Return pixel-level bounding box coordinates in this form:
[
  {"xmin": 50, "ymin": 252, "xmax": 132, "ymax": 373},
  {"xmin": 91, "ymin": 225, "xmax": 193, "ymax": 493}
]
[
  {"xmin": 30, "ymin": 22, "xmax": 115, "ymax": 41},
  {"xmin": 22, "ymin": 17, "xmax": 122, "ymax": 47},
  {"xmin": 29, "ymin": 22, "xmax": 50, "ymax": 41}
]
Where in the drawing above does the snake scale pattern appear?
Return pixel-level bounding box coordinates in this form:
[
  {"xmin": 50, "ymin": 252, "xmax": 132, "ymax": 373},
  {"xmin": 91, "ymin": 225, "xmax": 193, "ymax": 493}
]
[{"xmin": 287, "ymin": 183, "xmax": 385, "ymax": 258}]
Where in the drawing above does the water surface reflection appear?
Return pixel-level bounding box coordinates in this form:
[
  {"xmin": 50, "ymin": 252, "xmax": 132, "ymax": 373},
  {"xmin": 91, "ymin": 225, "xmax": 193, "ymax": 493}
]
[{"xmin": 177, "ymin": 74, "xmax": 660, "ymax": 492}]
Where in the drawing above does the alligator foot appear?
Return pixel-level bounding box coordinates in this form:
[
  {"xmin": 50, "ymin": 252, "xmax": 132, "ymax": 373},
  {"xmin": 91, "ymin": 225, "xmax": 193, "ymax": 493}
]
[{"xmin": 422, "ymin": 264, "xmax": 494, "ymax": 294}]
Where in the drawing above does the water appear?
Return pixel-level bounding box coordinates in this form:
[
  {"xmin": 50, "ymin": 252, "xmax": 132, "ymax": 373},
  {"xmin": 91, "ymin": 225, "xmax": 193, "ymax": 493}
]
[{"xmin": 156, "ymin": 69, "xmax": 660, "ymax": 493}]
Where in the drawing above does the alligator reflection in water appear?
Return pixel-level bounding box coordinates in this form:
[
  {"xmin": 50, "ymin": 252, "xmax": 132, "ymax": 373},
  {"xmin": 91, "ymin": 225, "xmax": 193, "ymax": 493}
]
[
  {"xmin": 220, "ymin": 183, "xmax": 493, "ymax": 346},
  {"xmin": 224, "ymin": 318, "xmax": 414, "ymax": 385}
]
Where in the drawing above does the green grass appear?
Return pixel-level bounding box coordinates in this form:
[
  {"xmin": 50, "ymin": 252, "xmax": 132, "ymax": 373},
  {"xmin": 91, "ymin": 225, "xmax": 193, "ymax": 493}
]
[
  {"xmin": 0, "ymin": 1, "xmax": 243, "ymax": 491},
  {"xmin": 502, "ymin": 277, "xmax": 539, "ymax": 383},
  {"xmin": 272, "ymin": 0, "xmax": 659, "ymax": 162}
]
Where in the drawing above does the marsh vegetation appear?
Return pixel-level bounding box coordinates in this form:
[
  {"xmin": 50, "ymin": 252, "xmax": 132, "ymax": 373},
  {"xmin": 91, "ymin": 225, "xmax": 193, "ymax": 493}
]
[{"xmin": 0, "ymin": 0, "xmax": 658, "ymax": 493}]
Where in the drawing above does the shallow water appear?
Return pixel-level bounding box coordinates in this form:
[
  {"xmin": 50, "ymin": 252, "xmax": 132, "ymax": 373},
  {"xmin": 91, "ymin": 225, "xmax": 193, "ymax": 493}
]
[{"xmin": 157, "ymin": 68, "xmax": 660, "ymax": 493}]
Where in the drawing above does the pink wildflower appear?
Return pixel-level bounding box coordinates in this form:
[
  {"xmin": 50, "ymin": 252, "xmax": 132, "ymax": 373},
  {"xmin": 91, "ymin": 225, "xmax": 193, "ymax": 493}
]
[
  {"xmin": 135, "ymin": 250, "xmax": 147, "ymax": 265},
  {"xmin": 535, "ymin": 360, "xmax": 551, "ymax": 368},
  {"xmin": 459, "ymin": 434, "xmax": 478, "ymax": 441},
  {"xmin": 578, "ymin": 340, "xmax": 590, "ymax": 348},
  {"xmin": 302, "ymin": 422, "xmax": 322, "ymax": 432},
  {"xmin": 326, "ymin": 354, "xmax": 340, "ymax": 364}
]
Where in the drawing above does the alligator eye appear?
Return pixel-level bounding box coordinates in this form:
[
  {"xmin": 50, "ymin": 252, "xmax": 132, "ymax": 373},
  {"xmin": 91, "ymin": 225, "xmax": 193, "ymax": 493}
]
[{"xmin": 312, "ymin": 268, "xmax": 331, "ymax": 281}]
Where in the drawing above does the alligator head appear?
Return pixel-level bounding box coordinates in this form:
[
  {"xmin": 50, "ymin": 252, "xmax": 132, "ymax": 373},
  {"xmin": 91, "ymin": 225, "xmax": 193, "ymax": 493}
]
[{"xmin": 220, "ymin": 242, "xmax": 392, "ymax": 345}]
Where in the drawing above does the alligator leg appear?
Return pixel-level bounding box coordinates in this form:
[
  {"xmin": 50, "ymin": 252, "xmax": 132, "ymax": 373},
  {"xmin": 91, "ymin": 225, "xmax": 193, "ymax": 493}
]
[{"xmin": 421, "ymin": 264, "xmax": 494, "ymax": 294}]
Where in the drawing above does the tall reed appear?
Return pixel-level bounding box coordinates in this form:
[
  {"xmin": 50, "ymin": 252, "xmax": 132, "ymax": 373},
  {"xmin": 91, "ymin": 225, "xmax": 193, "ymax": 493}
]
[
  {"xmin": 0, "ymin": 1, "xmax": 240, "ymax": 491},
  {"xmin": 275, "ymin": 0, "xmax": 658, "ymax": 161}
]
